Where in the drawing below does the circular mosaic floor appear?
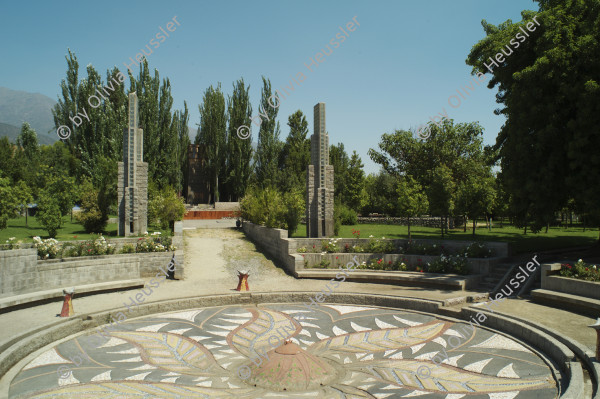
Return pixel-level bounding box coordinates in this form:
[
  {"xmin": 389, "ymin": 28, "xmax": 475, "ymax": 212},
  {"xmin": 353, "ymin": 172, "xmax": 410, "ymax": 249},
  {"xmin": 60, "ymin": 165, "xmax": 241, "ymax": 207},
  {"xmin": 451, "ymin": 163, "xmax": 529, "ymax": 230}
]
[{"xmin": 10, "ymin": 303, "xmax": 558, "ymax": 398}]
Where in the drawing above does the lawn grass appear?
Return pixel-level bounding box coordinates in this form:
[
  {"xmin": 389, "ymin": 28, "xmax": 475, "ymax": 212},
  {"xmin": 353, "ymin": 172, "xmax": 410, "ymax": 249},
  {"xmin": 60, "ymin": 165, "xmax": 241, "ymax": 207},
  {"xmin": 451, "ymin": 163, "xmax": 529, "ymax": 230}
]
[
  {"xmin": 290, "ymin": 222, "xmax": 599, "ymax": 254},
  {"xmin": 0, "ymin": 215, "xmax": 171, "ymax": 243}
]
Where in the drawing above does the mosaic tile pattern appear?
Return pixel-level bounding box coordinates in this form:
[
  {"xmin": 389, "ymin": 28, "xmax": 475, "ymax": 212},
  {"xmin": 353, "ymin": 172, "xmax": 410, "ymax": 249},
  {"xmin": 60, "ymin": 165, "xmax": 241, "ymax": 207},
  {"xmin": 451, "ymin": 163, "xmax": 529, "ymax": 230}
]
[{"xmin": 9, "ymin": 304, "xmax": 558, "ymax": 398}]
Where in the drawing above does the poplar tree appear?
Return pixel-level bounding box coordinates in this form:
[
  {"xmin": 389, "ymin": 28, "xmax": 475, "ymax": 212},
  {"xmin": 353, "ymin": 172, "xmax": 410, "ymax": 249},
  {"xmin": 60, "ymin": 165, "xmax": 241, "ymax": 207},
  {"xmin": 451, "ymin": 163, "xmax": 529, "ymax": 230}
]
[
  {"xmin": 278, "ymin": 110, "xmax": 310, "ymax": 192},
  {"xmin": 225, "ymin": 79, "xmax": 253, "ymax": 200},
  {"xmin": 254, "ymin": 77, "xmax": 281, "ymax": 187},
  {"xmin": 196, "ymin": 84, "xmax": 227, "ymax": 203}
]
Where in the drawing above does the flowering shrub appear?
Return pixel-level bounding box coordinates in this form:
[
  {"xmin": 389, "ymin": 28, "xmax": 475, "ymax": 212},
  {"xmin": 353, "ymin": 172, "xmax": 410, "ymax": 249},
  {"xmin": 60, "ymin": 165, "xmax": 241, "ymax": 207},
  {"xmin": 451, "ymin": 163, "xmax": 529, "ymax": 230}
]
[
  {"xmin": 365, "ymin": 236, "xmax": 395, "ymax": 253},
  {"xmin": 135, "ymin": 233, "xmax": 175, "ymax": 253},
  {"xmin": 119, "ymin": 244, "xmax": 136, "ymax": 254},
  {"xmin": 297, "ymin": 246, "xmax": 307, "ymax": 253},
  {"xmin": 306, "ymin": 258, "xmax": 331, "ymax": 268},
  {"xmin": 321, "ymin": 238, "xmax": 341, "ymax": 253},
  {"xmin": 461, "ymin": 242, "xmax": 494, "ymax": 258},
  {"xmin": 62, "ymin": 235, "xmax": 116, "ymax": 257},
  {"xmin": 33, "ymin": 236, "xmax": 61, "ymax": 259},
  {"xmin": 400, "ymin": 242, "xmax": 444, "ymax": 256},
  {"xmin": 3, "ymin": 237, "xmax": 22, "ymax": 250},
  {"xmin": 351, "ymin": 229, "xmax": 361, "ymax": 239},
  {"xmin": 427, "ymin": 254, "xmax": 469, "ymax": 275},
  {"xmin": 559, "ymin": 259, "xmax": 600, "ymax": 282}
]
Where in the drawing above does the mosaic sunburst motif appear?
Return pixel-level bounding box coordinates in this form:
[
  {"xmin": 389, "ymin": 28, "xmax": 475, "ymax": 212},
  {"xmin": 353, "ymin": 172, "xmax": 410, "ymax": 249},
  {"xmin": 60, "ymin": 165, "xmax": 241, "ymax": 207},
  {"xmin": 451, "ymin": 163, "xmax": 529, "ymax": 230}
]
[{"xmin": 9, "ymin": 304, "xmax": 558, "ymax": 398}]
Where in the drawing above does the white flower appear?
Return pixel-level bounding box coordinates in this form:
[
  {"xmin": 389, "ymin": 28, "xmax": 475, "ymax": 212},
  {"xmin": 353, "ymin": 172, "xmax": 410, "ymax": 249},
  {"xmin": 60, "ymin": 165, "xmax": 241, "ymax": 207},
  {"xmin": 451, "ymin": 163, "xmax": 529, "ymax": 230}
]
[
  {"xmin": 382, "ymin": 237, "xmax": 385, "ymax": 239},
  {"xmin": 578, "ymin": 259, "xmax": 583, "ymax": 263},
  {"xmin": 369, "ymin": 235, "xmax": 374, "ymax": 238}
]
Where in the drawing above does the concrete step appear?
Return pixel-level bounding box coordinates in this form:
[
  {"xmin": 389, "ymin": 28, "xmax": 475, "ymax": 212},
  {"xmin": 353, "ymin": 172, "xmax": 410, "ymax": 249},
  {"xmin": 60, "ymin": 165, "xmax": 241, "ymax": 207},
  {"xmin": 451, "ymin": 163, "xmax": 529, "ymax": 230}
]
[{"xmin": 0, "ymin": 279, "xmax": 146, "ymax": 313}]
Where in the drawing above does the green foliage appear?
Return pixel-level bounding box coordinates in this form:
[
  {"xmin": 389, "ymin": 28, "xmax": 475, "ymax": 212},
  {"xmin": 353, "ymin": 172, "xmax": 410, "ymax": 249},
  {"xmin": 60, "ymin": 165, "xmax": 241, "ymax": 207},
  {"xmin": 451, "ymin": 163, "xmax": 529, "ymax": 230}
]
[
  {"xmin": 0, "ymin": 177, "xmax": 20, "ymax": 230},
  {"xmin": 330, "ymin": 143, "xmax": 349, "ymax": 203},
  {"xmin": 75, "ymin": 179, "xmax": 106, "ymax": 233},
  {"xmin": 240, "ymin": 186, "xmax": 285, "ymax": 228},
  {"xmin": 135, "ymin": 233, "xmax": 175, "ymax": 252},
  {"xmin": 365, "ymin": 236, "xmax": 395, "ymax": 253},
  {"xmin": 427, "ymin": 254, "xmax": 469, "ymax": 275},
  {"xmin": 466, "ymin": 1, "xmax": 600, "ymax": 232},
  {"xmin": 461, "ymin": 242, "xmax": 494, "ymax": 258},
  {"xmin": 33, "ymin": 236, "xmax": 61, "ymax": 259},
  {"xmin": 61, "ymin": 235, "xmax": 115, "ymax": 257},
  {"xmin": 321, "ymin": 238, "xmax": 341, "ymax": 253},
  {"xmin": 197, "ymin": 84, "xmax": 227, "ymax": 203},
  {"xmin": 396, "ymin": 176, "xmax": 429, "ymax": 240},
  {"xmin": 254, "ymin": 77, "xmax": 282, "ymax": 188},
  {"xmin": 455, "ymin": 172, "xmax": 496, "ymax": 235},
  {"xmin": 278, "ymin": 110, "xmax": 310, "ymax": 192},
  {"xmin": 149, "ymin": 185, "xmax": 186, "ymax": 230},
  {"xmin": 559, "ymin": 260, "xmax": 600, "ymax": 282},
  {"xmin": 282, "ymin": 187, "xmax": 305, "ymax": 235},
  {"xmin": 224, "ymin": 79, "xmax": 253, "ymax": 201},
  {"xmin": 363, "ymin": 171, "xmax": 398, "ymax": 215},
  {"xmin": 36, "ymin": 194, "xmax": 63, "ymax": 238},
  {"xmin": 17, "ymin": 122, "xmax": 39, "ymax": 161},
  {"xmin": 119, "ymin": 244, "xmax": 136, "ymax": 254},
  {"xmin": 345, "ymin": 151, "xmax": 366, "ymax": 211},
  {"xmin": 337, "ymin": 203, "xmax": 358, "ymax": 225}
]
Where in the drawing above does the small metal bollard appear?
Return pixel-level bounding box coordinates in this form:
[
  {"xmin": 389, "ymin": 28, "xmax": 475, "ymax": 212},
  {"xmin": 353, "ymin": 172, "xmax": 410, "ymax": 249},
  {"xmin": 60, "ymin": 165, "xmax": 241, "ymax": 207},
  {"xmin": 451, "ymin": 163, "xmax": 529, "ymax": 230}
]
[
  {"xmin": 589, "ymin": 318, "xmax": 600, "ymax": 360},
  {"xmin": 60, "ymin": 288, "xmax": 75, "ymax": 317},
  {"xmin": 235, "ymin": 270, "xmax": 249, "ymax": 292}
]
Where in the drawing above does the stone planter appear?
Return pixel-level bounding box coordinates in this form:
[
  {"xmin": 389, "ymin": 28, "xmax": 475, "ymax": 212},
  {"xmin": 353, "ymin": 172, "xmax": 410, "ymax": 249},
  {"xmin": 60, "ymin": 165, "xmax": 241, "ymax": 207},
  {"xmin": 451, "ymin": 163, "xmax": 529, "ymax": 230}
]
[{"xmin": 541, "ymin": 263, "xmax": 600, "ymax": 300}]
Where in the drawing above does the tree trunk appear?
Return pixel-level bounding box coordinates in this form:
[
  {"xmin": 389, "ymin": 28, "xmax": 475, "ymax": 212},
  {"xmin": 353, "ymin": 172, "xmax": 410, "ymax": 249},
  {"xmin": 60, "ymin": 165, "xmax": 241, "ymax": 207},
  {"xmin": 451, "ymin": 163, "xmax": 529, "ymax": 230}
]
[
  {"xmin": 472, "ymin": 218, "xmax": 476, "ymax": 236},
  {"xmin": 545, "ymin": 223, "xmax": 549, "ymax": 234},
  {"xmin": 463, "ymin": 215, "xmax": 467, "ymax": 232},
  {"xmin": 524, "ymin": 224, "xmax": 527, "ymax": 235},
  {"xmin": 408, "ymin": 219, "xmax": 411, "ymax": 241},
  {"xmin": 441, "ymin": 216, "xmax": 444, "ymax": 238},
  {"xmin": 25, "ymin": 207, "xmax": 28, "ymax": 227}
]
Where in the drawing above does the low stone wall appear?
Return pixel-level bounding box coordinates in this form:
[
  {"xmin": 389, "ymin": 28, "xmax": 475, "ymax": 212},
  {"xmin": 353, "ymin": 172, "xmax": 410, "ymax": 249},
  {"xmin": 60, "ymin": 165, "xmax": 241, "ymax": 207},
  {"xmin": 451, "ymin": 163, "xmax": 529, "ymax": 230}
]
[
  {"xmin": 300, "ymin": 253, "xmax": 498, "ymax": 275},
  {"xmin": 0, "ymin": 248, "xmax": 183, "ymax": 297},
  {"xmin": 294, "ymin": 237, "xmax": 509, "ymax": 258},
  {"xmin": 242, "ymin": 222, "xmax": 303, "ymax": 275},
  {"xmin": 243, "ymin": 222, "xmax": 502, "ymax": 276},
  {"xmin": 541, "ymin": 263, "xmax": 600, "ymax": 300}
]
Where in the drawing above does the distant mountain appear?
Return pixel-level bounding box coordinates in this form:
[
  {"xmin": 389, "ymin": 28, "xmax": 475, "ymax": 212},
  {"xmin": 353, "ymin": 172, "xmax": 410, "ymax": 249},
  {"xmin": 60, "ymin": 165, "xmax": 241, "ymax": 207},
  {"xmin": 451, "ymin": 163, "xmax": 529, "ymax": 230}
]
[{"xmin": 0, "ymin": 87, "xmax": 58, "ymax": 144}]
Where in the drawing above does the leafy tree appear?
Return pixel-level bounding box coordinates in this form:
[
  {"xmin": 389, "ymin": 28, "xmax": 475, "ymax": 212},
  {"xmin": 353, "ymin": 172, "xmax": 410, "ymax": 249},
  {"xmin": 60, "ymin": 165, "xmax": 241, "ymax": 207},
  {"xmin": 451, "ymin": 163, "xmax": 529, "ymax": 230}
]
[
  {"xmin": 75, "ymin": 179, "xmax": 105, "ymax": 233},
  {"xmin": 240, "ymin": 186, "xmax": 285, "ymax": 228},
  {"xmin": 466, "ymin": 0, "xmax": 600, "ymax": 237},
  {"xmin": 329, "ymin": 143, "xmax": 349, "ymax": 202},
  {"xmin": 254, "ymin": 77, "xmax": 281, "ymax": 188},
  {"xmin": 196, "ymin": 84, "xmax": 227, "ymax": 203},
  {"xmin": 175, "ymin": 103, "xmax": 190, "ymax": 196},
  {"xmin": 0, "ymin": 177, "xmax": 19, "ymax": 230},
  {"xmin": 14, "ymin": 181, "xmax": 33, "ymax": 226},
  {"xmin": 363, "ymin": 171, "xmax": 398, "ymax": 215},
  {"xmin": 278, "ymin": 110, "xmax": 310, "ymax": 192},
  {"xmin": 455, "ymin": 172, "xmax": 496, "ymax": 236},
  {"xmin": 40, "ymin": 173, "xmax": 79, "ymax": 217},
  {"xmin": 17, "ymin": 122, "xmax": 39, "ymax": 160},
  {"xmin": 148, "ymin": 185, "xmax": 186, "ymax": 231},
  {"xmin": 345, "ymin": 151, "xmax": 366, "ymax": 212},
  {"xmin": 396, "ymin": 176, "xmax": 429, "ymax": 240},
  {"xmin": 282, "ymin": 187, "xmax": 305, "ymax": 235},
  {"xmin": 37, "ymin": 193, "xmax": 63, "ymax": 238},
  {"xmin": 427, "ymin": 165, "xmax": 455, "ymax": 237},
  {"xmin": 224, "ymin": 79, "xmax": 253, "ymax": 200}
]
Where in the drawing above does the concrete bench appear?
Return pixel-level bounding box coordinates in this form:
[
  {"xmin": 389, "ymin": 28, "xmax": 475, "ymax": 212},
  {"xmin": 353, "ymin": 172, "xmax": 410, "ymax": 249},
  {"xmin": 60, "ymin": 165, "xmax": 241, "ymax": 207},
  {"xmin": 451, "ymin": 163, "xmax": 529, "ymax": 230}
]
[
  {"xmin": 532, "ymin": 288, "xmax": 600, "ymax": 317},
  {"xmin": 295, "ymin": 269, "xmax": 480, "ymax": 291},
  {"xmin": 0, "ymin": 279, "xmax": 145, "ymax": 313}
]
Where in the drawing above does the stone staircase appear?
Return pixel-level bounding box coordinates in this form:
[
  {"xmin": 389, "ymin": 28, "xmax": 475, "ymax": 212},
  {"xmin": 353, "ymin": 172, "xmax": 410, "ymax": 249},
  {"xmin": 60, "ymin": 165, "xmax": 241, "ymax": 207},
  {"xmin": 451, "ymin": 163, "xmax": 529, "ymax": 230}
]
[
  {"xmin": 478, "ymin": 261, "xmax": 541, "ymax": 298},
  {"xmin": 478, "ymin": 262, "xmax": 513, "ymax": 292}
]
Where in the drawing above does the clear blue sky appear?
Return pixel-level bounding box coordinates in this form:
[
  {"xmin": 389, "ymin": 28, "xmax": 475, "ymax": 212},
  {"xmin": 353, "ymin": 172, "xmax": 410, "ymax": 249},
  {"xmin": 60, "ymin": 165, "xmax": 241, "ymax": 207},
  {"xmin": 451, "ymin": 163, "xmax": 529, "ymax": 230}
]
[{"xmin": 0, "ymin": 0, "xmax": 537, "ymax": 174}]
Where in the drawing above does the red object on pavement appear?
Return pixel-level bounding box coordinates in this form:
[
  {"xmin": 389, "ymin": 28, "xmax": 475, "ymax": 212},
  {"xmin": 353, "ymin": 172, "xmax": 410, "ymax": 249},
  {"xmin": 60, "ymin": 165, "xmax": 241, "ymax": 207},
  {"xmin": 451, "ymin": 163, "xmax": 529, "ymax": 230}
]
[
  {"xmin": 60, "ymin": 289, "xmax": 74, "ymax": 317},
  {"xmin": 235, "ymin": 271, "xmax": 249, "ymax": 291}
]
